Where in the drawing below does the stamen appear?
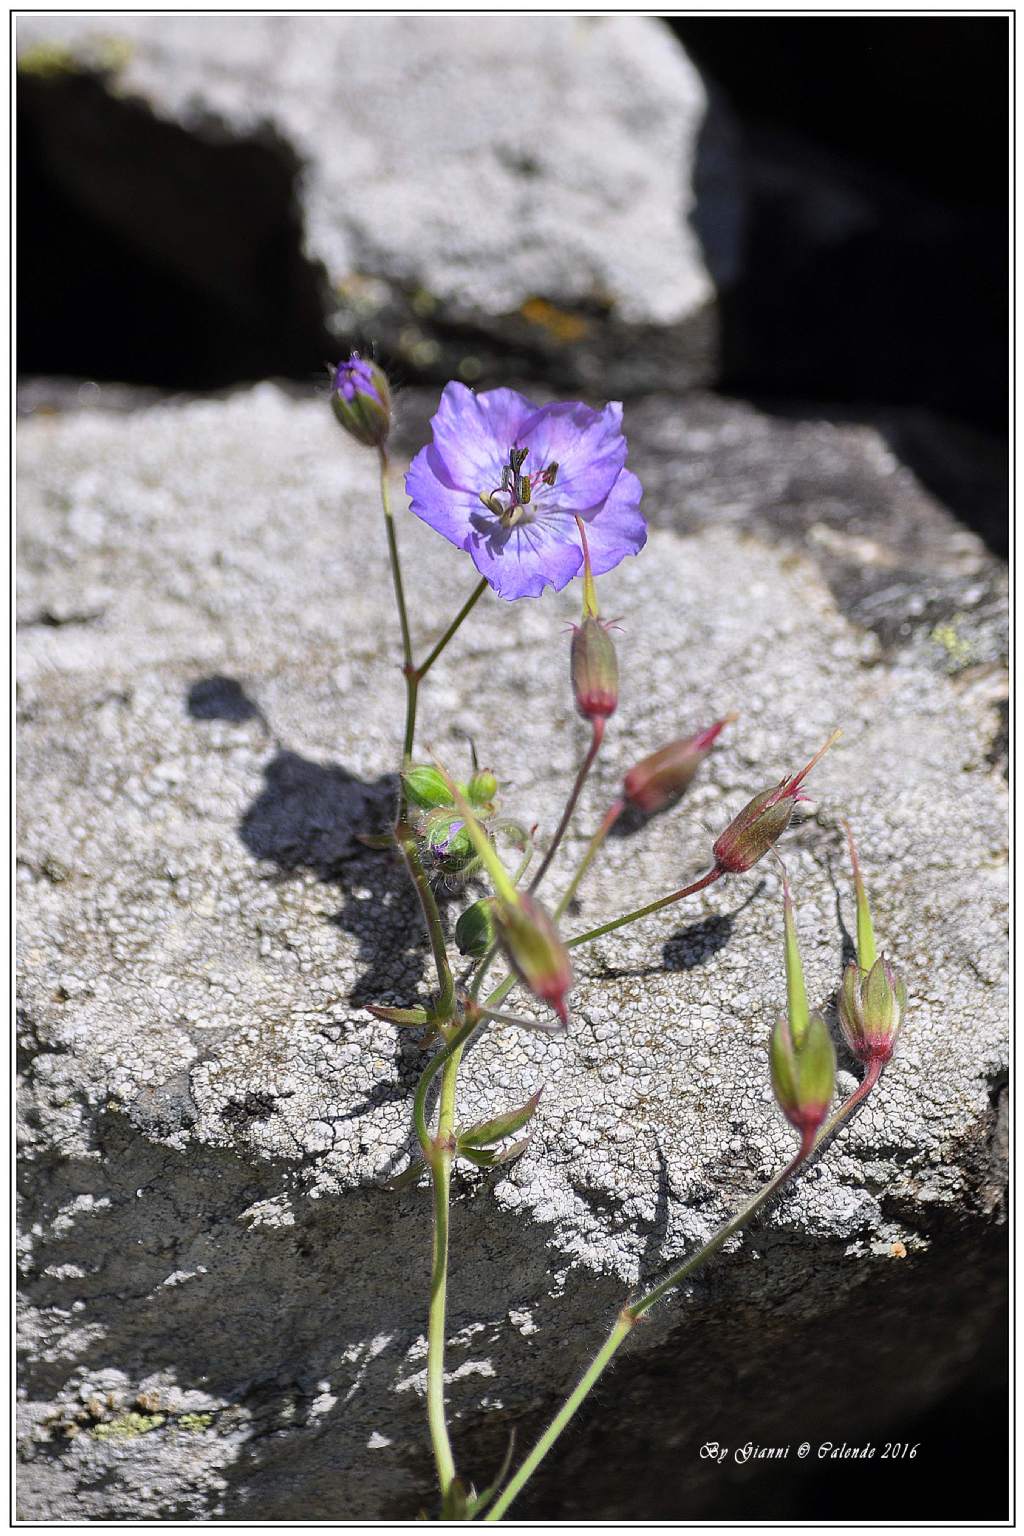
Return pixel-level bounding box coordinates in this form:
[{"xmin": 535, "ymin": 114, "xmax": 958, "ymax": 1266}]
[
  {"xmin": 509, "ymin": 446, "xmax": 529, "ymax": 474},
  {"xmin": 479, "ymin": 491, "xmax": 506, "ymax": 517},
  {"xmin": 518, "ymin": 476, "xmax": 532, "ymax": 505},
  {"xmin": 542, "ymin": 461, "xmax": 559, "ymax": 486}
]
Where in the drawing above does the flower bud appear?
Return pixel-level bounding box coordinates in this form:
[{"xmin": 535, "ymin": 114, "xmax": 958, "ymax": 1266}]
[
  {"xmin": 467, "ymin": 769, "xmax": 498, "ymax": 808},
  {"xmin": 623, "ymin": 718, "xmax": 732, "ymax": 815},
  {"xmin": 404, "ymin": 764, "xmax": 454, "ymax": 812},
  {"xmin": 492, "ymin": 893, "xmax": 573, "ymax": 1026},
  {"xmin": 713, "ymin": 730, "xmax": 840, "ymax": 874},
  {"xmin": 770, "ymin": 1011, "xmax": 836, "ymax": 1144},
  {"xmin": 330, "ymin": 352, "xmax": 391, "ymax": 448},
  {"xmin": 769, "ymin": 872, "xmax": 834, "ymax": 1146},
  {"xmin": 455, "ymin": 897, "xmax": 496, "ymax": 959},
  {"xmin": 836, "ymin": 822, "xmax": 906, "ymax": 1067},
  {"xmin": 424, "ymin": 811, "xmax": 474, "ymax": 872},
  {"xmin": 837, "ymin": 956, "xmax": 906, "ymax": 1066},
  {"xmin": 570, "ymin": 617, "xmax": 618, "ymax": 722}
]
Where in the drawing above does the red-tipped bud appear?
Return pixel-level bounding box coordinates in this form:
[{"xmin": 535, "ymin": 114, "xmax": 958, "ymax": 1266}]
[
  {"xmin": 570, "ymin": 617, "xmax": 619, "ymax": 722},
  {"xmin": 713, "ymin": 730, "xmax": 840, "ymax": 873},
  {"xmin": 770, "ymin": 1011, "xmax": 836, "ymax": 1145},
  {"xmin": 492, "ymin": 893, "xmax": 573, "ymax": 1026},
  {"xmin": 623, "ymin": 718, "xmax": 732, "ymax": 815},
  {"xmin": 837, "ymin": 955, "xmax": 906, "ymax": 1066}
]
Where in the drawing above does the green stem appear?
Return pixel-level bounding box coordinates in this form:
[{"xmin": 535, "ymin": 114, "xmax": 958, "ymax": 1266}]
[
  {"xmin": 409, "ymin": 1013, "xmax": 480, "ymax": 1497},
  {"xmin": 396, "ymin": 831, "xmax": 455, "ymax": 1020},
  {"xmin": 485, "ymin": 1062, "xmax": 885, "ymax": 1519},
  {"xmin": 483, "ymin": 1311, "xmax": 635, "ymax": 1522},
  {"xmin": 566, "ymin": 866, "xmax": 723, "ymax": 950},
  {"xmin": 529, "ymin": 719, "xmax": 605, "ymax": 896},
  {"xmin": 553, "ymin": 798, "xmax": 624, "ymax": 922},
  {"xmin": 426, "ymin": 1048, "xmax": 463, "ymax": 1500},
  {"xmin": 417, "ymin": 578, "xmax": 488, "ymax": 682},
  {"xmin": 378, "ymin": 449, "xmax": 414, "ymax": 673}
]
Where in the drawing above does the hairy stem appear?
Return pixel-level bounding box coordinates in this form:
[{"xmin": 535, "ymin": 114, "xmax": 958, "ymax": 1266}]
[
  {"xmin": 396, "ymin": 831, "xmax": 455, "ymax": 1020},
  {"xmin": 410, "ymin": 1013, "xmax": 480, "ymax": 1498},
  {"xmin": 529, "ymin": 719, "xmax": 605, "ymax": 896}
]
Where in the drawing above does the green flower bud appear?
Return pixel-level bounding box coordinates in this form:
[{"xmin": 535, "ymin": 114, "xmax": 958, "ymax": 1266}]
[
  {"xmin": 330, "ymin": 353, "xmax": 391, "ymax": 448},
  {"xmin": 424, "ymin": 810, "xmax": 474, "ymax": 872},
  {"xmin": 492, "ymin": 893, "xmax": 573, "ymax": 1026},
  {"xmin": 770, "ymin": 874, "xmax": 834, "ymax": 1147},
  {"xmin": 770, "ymin": 1011, "xmax": 836, "ymax": 1144},
  {"xmin": 837, "ymin": 956, "xmax": 906, "ymax": 1066},
  {"xmin": 836, "ymin": 823, "xmax": 906, "ymax": 1067},
  {"xmin": 467, "ymin": 769, "xmax": 498, "ymax": 808},
  {"xmin": 455, "ymin": 897, "xmax": 497, "ymax": 959},
  {"xmin": 404, "ymin": 764, "xmax": 455, "ymax": 812}
]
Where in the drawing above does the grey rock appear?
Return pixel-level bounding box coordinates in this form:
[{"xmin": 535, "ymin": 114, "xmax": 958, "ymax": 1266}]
[
  {"xmin": 17, "ymin": 385, "xmax": 1006, "ymax": 1518},
  {"xmin": 16, "ymin": 14, "xmax": 734, "ymax": 393}
]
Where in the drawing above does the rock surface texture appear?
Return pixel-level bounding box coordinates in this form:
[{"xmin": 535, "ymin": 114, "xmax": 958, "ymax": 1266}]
[
  {"xmin": 17, "ymin": 386, "xmax": 1007, "ymax": 1519},
  {"xmin": 17, "ymin": 14, "xmax": 733, "ymax": 393}
]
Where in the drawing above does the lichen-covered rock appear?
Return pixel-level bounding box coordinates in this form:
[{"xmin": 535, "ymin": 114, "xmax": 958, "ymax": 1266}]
[
  {"xmin": 16, "ymin": 14, "xmax": 734, "ymax": 393},
  {"xmin": 17, "ymin": 386, "xmax": 1006, "ymax": 1518}
]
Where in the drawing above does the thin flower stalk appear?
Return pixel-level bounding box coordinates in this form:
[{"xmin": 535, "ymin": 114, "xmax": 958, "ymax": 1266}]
[
  {"xmin": 566, "ymin": 867, "xmax": 723, "ymax": 949},
  {"xmin": 528, "ymin": 718, "xmax": 606, "ymax": 896},
  {"xmin": 484, "ymin": 1064, "xmax": 882, "ymax": 1522}
]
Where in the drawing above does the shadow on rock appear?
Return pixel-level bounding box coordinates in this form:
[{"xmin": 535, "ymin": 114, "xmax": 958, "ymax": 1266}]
[
  {"xmin": 186, "ymin": 674, "xmax": 270, "ymax": 728},
  {"xmin": 237, "ymin": 747, "xmax": 442, "ymax": 1007}
]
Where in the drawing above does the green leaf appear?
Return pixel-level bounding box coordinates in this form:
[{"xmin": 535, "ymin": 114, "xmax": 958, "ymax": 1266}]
[
  {"xmin": 458, "ymin": 1089, "xmax": 542, "ymax": 1149},
  {"xmin": 364, "ymin": 1003, "xmax": 431, "ymax": 1027},
  {"xmin": 387, "ymin": 1160, "xmax": 427, "ymax": 1192}
]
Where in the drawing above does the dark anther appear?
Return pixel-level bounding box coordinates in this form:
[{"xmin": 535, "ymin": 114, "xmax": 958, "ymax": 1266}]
[{"xmin": 542, "ymin": 461, "xmax": 559, "ymax": 486}]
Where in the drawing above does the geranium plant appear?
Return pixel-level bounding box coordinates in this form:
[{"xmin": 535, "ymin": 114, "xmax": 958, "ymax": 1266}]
[{"xmin": 329, "ymin": 354, "xmax": 905, "ymax": 1521}]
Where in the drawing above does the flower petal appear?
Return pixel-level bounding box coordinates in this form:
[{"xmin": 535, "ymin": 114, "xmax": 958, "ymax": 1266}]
[
  {"xmin": 577, "ymin": 469, "xmax": 647, "ymax": 576},
  {"xmin": 466, "ymin": 515, "xmax": 583, "ymax": 600},
  {"xmin": 520, "ymin": 401, "xmax": 627, "ymax": 512},
  {"xmin": 429, "ymin": 383, "xmax": 538, "ymax": 491},
  {"xmin": 406, "ymin": 444, "xmax": 480, "ymax": 548}
]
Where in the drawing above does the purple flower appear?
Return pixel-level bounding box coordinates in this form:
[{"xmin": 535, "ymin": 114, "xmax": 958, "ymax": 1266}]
[{"xmin": 405, "ymin": 384, "xmax": 646, "ymax": 600}]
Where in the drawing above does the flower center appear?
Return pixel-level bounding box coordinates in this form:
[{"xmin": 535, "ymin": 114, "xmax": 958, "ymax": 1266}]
[{"xmin": 478, "ymin": 447, "xmax": 559, "ymax": 528}]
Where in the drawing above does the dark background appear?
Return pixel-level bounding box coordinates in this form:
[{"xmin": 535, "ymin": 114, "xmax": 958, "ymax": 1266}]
[{"xmin": 17, "ymin": 13, "xmax": 1010, "ymax": 1522}]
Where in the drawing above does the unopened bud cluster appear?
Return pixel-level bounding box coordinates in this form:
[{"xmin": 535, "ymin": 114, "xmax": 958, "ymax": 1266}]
[{"xmin": 404, "ymin": 762, "xmax": 498, "ymax": 877}]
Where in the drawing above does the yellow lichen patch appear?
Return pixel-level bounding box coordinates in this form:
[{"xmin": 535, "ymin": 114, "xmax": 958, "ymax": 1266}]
[
  {"xmin": 931, "ymin": 619, "xmax": 973, "ymax": 666},
  {"xmin": 519, "ymin": 298, "xmax": 590, "ymax": 345},
  {"xmin": 17, "ymin": 42, "xmax": 81, "ymax": 77},
  {"xmin": 90, "ymin": 1411, "xmax": 166, "ymax": 1441},
  {"xmin": 18, "ymin": 36, "xmax": 131, "ymax": 78},
  {"xmin": 178, "ymin": 1412, "xmax": 215, "ymax": 1432}
]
